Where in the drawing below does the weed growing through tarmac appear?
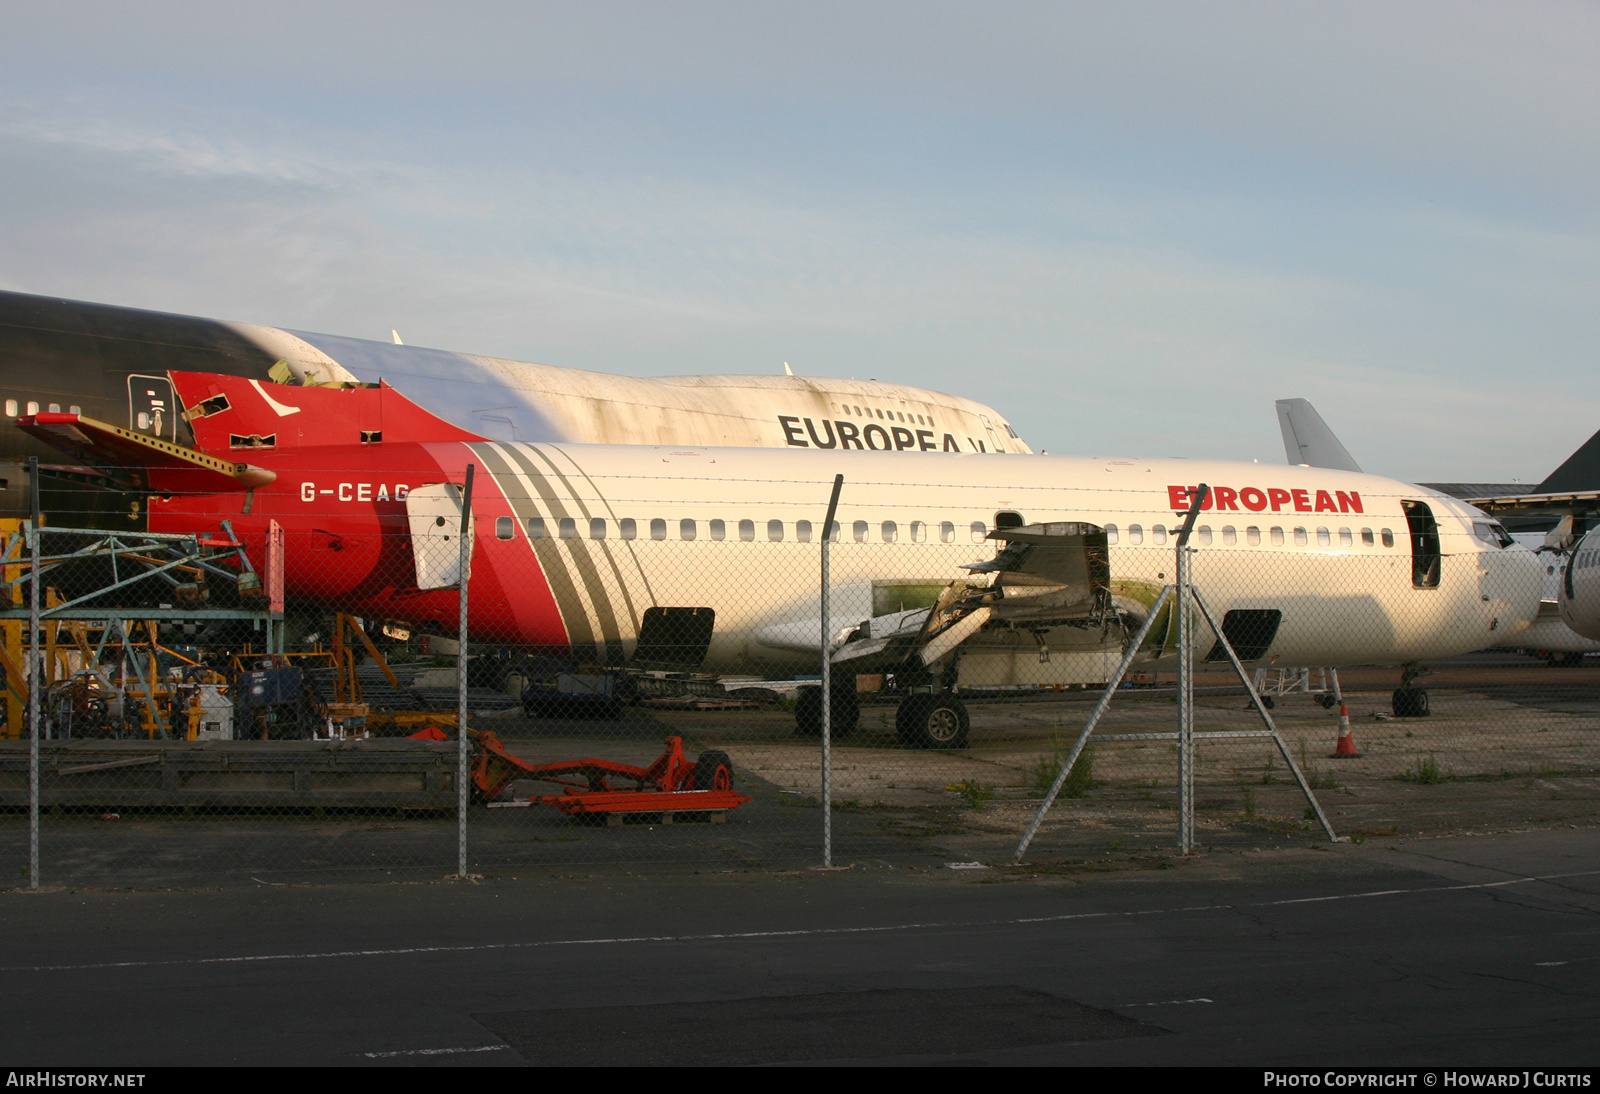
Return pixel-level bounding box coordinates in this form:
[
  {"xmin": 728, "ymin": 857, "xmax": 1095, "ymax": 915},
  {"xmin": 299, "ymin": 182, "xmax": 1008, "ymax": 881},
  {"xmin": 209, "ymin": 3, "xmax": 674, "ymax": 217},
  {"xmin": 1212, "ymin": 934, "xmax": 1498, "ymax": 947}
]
[
  {"xmin": 1030, "ymin": 739, "xmax": 1097, "ymax": 798},
  {"xmin": 1398, "ymin": 754, "xmax": 1443, "ymax": 784},
  {"xmin": 1240, "ymin": 785, "xmax": 1257, "ymax": 819},
  {"xmin": 945, "ymin": 780, "xmax": 994, "ymax": 808}
]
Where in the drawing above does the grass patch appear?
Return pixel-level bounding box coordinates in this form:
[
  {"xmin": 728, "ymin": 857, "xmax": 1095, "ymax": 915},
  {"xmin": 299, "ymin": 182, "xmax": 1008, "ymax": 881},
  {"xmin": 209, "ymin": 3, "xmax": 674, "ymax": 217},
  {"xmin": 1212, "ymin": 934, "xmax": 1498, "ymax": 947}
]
[
  {"xmin": 1397, "ymin": 755, "xmax": 1443, "ymax": 785},
  {"xmin": 1030, "ymin": 739, "xmax": 1097, "ymax": 798}
]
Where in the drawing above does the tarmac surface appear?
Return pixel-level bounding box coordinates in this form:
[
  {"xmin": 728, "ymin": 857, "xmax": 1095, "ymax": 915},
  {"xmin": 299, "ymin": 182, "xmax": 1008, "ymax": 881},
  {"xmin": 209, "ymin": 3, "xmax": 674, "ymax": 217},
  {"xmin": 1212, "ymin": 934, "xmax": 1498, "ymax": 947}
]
[{"xmin": 2, "ymin": 826, "xmax": 1597, "ymax": 1066}]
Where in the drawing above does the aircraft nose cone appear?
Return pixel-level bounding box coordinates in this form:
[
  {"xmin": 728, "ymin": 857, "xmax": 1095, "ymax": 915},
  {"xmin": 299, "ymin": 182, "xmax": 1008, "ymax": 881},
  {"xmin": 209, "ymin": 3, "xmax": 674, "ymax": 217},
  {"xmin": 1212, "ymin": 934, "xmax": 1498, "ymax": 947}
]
[{"xmin": 1495, "ymin": 541, "xmax": 1545, "ymax": 638}]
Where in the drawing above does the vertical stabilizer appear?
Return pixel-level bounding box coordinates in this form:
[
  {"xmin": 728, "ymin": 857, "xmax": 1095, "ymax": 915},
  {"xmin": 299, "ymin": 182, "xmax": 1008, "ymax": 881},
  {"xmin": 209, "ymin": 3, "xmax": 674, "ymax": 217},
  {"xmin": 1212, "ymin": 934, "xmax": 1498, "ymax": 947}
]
[
  {"xmin": 1535, "ymin": 429, "xmax": 1600, "ymax": 493},
  {"xmin": 1275, "ymin": 398, "xmax": 1362, "ymax": 473}
]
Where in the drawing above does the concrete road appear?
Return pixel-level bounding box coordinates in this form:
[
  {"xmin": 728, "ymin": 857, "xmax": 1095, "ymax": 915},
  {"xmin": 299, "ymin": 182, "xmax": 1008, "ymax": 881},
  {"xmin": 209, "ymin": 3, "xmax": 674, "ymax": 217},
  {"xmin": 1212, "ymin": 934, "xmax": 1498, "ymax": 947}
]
[{"xmin": 2, "ymin": 829, "xmax": 1597, "ymax": 1066}]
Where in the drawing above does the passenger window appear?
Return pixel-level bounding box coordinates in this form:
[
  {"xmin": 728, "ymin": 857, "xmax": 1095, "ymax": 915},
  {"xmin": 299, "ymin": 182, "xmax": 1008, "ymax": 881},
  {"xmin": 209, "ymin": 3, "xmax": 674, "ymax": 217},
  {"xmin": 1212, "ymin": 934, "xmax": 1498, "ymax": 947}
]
[
  {"xmin": 1246, "ymin": 526, "xmax": 1260, "ymax": 546},
  {"xmin": 1317, "ymin": 527, "xmax": 1330, "ymax": 546},
  {"xmin": 827, "ymin": 521, "xmax": 841, "ymax": 542},
  {"xmin": 1104, "ymin": 524, "xmax": 1119, "ymax": 544},
  {"xmin": 882, "ymin": 521, "xmax": 898, "ymax": 543},
  {"xmin": 1339, "ymin": 528, "xmax": 1353, "ymax": 546},
  {"xmin": 710, "ymin": 519, "xmax": 726, "ymax": 541},
  {"xmin": 495, "ymin": 516, "xmax": 514, "ymax": 540},
  {"xmin": 527, "ymin": 517, "xmax": 547, "ymax": 539},
  {"xmin": 739, "ymin": 519, "xmax": 755, "ymax": 542},
  {"xmin": 940, "ymin": 521, "xmax": 955, "ymax": 543},
  {"xmin": 1152, "ymin": 524, "xmax": 1167, "ymax": 545},
  {"xmin": 1270, "ymin": 527, "xmax": 1285, "ymax": 546},
  {"xmin": 854, "ymin": 521, "xmax": 869, "ymax": 543},
  {"xmin": 1197, "ymin": 526, "xmax": 1212, "ymax": 546},
  {"xmin": 620, "ymin": 518, "xmax": 636, "ymax": 540},
  {"xmin": 970, "ymin": 521, "xmax": 987, "ymax": 543},
  {"xmin": 559, "ymin": 517, "xmax": 577, "ymax": 539},
  {"xmin": 651, "ymin": 518, "xmax": 667, "ymax": 541},
  {"xmin": 1222, "ymin": 526, "xmax": 1236, "ymax": 546},
  {"xmin": 797, "ymin": 520, "xmax": 813, "ymax": 543},
  {"xmin": 26, "ymin": 401, "xmax": 39, "ymax": 417},
  {"xmin": 1294, "ymin": 527, "xmax": 1308, "ymax": 546},
  {"xmin": 1361, "ymin": 528, "xmax": 1374, "ymax": 546},
  {"xmin": 769, "ymin": 519, "xmax": 784, "ymax": 542},
  {"xmin": 680, "ymin": 519, "xmax": 697, "ymax": 541},
  {"xmin": 47, "ymin": 403, "xmax": 59, "ymax": 413},
  {"xmin": 3, "ymin": 400, "xmax": 14, "ymax": 417},
  {"xmin": 1381, "ymin": 528, "xmax": 1395, "ymax": 548},
  {"xmin": 590, "ymin": 518, "xmax": 606, "ymax": 539},
  {"xmin": 1128, "ymin": 524, "xmax": 1144, "ymax": 545},
  {"xmin": 911, "ymin": 521, "xmax": 926, "ymax": 543}
]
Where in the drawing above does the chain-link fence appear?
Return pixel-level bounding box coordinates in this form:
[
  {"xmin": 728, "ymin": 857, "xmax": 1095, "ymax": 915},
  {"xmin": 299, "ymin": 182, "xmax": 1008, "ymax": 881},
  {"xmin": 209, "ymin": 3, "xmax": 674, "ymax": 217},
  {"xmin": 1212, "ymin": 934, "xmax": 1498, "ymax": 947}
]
[{"xmin": 2, "ymin": 462, "xmax": 1596, "ymax": 888}]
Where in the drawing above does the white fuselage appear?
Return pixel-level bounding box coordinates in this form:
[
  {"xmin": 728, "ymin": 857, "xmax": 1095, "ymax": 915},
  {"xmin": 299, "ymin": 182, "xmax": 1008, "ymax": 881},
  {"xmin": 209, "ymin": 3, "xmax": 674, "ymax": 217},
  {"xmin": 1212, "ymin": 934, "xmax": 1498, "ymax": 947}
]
[
  {"xmin": 449, "ymin": 443, "xmax": 1543, "ymax": 679},
  {"xmin": 232, "ymin": 323, "xmax": 1032, "ymax": 454}
]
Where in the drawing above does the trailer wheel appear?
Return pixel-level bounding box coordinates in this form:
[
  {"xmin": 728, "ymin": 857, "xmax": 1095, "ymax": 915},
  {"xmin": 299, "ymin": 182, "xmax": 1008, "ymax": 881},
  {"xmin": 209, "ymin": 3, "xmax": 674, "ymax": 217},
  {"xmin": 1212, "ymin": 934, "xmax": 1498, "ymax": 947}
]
[
  {"xmin": 695, "ymin": 750, "xmax": 734, "ymax": 792},
  {"xmin": 896, "ymin": 694, "xmax": 970, "ymax": 749}
]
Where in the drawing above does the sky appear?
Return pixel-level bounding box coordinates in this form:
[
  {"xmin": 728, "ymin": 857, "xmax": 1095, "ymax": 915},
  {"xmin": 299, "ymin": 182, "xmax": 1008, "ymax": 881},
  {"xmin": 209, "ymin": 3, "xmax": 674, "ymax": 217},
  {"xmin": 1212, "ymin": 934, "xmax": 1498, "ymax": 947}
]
[{"xmin": 1, "ymin": 1, "xmax": 1596, "ymax": 482}]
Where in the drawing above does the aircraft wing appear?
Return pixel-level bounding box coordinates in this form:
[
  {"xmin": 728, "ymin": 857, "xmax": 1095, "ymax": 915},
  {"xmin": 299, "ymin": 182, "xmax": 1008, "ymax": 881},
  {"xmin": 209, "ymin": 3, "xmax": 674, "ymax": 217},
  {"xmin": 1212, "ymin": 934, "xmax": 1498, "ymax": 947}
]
[
  {"xmin": 17, "ymin": 412, "xmax": 275, "ymax": 493},
  {"xmin": 1276, "ymin": 398, "xmax": 1362, "ymax": 472}
]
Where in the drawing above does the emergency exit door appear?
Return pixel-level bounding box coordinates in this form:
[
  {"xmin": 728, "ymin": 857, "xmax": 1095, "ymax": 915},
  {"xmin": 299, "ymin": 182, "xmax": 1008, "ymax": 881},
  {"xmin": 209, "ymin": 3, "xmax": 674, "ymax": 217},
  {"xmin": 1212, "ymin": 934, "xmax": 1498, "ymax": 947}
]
[{"xmin": 127, "ymin": 374, "xmax": 176, "ymax": 441}]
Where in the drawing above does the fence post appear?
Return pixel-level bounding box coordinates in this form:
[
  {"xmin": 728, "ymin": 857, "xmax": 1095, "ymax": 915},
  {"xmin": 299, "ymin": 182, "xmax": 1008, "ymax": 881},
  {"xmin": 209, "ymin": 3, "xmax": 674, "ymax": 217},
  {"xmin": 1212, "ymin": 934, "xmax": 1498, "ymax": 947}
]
[
  {"xmin": 456, "ymin": 463, "xmax": 476, "ymax": 880},
  {"xmin": 819, "ymin": 474, "xmax": 844, "ymax": 869},
  {"xmin": 27, "ymin": 456, "xmax": 39, "ymax": 891},
  {"xmin": 1176, "ymin": 541, "xmax": 1193, "ymax": 854},
  {"xmin": 1172, "ymin": 483, "xmax": 1209, "ymax": 856}
]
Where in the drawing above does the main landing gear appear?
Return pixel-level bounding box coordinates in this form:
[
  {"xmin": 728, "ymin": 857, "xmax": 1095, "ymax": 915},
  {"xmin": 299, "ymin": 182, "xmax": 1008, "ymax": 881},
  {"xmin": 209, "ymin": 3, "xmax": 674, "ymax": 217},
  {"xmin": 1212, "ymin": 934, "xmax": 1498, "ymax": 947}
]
[
  {"xmin": 1392, "ymin": 663, "xmax": 1431, "ymax": 718},
  {"xmin": 895, "ymin": 693, "xmax": 970, "ymax": 749},
  {"xmin": 794, "ymin": 681, "xmax": 859, "ymax": 738}
]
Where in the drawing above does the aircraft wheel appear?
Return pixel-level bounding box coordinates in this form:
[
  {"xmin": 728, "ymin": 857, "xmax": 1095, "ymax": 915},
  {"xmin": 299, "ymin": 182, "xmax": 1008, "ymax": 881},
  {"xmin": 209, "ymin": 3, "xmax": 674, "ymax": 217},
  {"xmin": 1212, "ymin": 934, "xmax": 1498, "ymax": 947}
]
[
  {"xmin": 793, "ymin": 686, "xmax": 858, "ymax": 737},
  {"xmin": 1315, "ymin": 693, "xmax": 1338, "ymax": 709},
  {"xmin": 896, "ymin": 694, "xmax": 970, "ymax": 749},
  {"xmin": 1555, "ymin": 652, "xmax": 1587, "ymax": 667},
  {"xmin": 694, "ymin": 750, "xmax": 734, "ymax": 792},
  {"xmin": 1260, "ymin": 694, "xmax": 1276, "ymax": 710},
  {"xmin": 1392, "ymin": 687, "xmax": 1430, "ymax": 717}
]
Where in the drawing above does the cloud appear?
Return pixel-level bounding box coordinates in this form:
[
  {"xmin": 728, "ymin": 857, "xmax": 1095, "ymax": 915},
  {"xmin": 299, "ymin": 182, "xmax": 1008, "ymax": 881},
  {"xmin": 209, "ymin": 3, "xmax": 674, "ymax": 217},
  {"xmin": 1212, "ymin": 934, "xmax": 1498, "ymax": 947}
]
[{"xmin": 0, "ymin": 6, "xmax": 1597, "ymax": 482}]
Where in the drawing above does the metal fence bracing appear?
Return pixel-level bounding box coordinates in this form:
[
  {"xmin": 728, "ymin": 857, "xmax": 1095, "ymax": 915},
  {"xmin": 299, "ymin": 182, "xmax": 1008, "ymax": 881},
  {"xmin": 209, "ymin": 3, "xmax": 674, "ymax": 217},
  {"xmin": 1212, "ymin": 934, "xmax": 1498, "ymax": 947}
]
[{"xmin": 3, "ymin": 466, "xmax": 1596, "ymax": 888}]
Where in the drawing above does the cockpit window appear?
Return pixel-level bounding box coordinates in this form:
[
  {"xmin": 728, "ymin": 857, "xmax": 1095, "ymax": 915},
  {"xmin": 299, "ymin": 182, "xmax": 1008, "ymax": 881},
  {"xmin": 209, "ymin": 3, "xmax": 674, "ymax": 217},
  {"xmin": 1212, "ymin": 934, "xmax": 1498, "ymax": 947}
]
[{"xmin": 1473, "ymin": 521, "xmax": 1514, "ymax": 549}]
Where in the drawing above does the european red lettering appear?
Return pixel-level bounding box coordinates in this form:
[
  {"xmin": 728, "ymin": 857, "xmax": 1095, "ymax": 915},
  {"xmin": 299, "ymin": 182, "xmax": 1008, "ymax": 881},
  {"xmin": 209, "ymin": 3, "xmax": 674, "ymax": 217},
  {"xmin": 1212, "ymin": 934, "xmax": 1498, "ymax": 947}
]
[
  {"xmin": 1336, "ymin": 490, "xmax": 1363, "ymax": 514},
  {"xmin": 1213, "ymin": 486, "xmax": 1239, "ymax": 511},
  {"xmin": 1198, "ymin": 485, "xmax": 1213, "ymax": 511},
  {"xmin": 1292, "ymin": 489, "xmax": 1311, "ymax": 512},
  {"xmin": 1267, "ymin": 488, "xmax": 1291, "ymax": 512},
  {"xmin": 1240, "ymin": 487, "xmax": 1268, "ymax": 512},
  {"xmin": 1167, "ymin": 485, "xmax": 1190, "ymax": 511},
  {"xmin": 1314, "ymin": 490, "xmax": 1336, "ymax": 513}
]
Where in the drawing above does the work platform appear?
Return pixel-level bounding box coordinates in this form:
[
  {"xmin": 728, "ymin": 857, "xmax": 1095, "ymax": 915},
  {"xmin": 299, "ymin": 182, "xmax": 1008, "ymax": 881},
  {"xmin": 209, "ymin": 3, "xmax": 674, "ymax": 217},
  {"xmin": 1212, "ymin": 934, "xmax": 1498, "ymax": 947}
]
[{"xmin": 0, "ymin": 739, "xmax": 460, "ymax": 810}]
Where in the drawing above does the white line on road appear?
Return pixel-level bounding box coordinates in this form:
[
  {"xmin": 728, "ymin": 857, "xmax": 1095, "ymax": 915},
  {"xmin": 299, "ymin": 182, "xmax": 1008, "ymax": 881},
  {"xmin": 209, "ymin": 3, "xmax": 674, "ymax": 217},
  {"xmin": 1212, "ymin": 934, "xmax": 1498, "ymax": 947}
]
[
  {"xmin": 1123, "ymin": 998, "xmax": 1213, "ymax": 1007},
  {"xmin": 364, "ymin": 1045, "xmax": 509, "ymax": 1058},
  {"xmin": 7, "ymin": 868, "xmax": 1598, "ymax": 975}
]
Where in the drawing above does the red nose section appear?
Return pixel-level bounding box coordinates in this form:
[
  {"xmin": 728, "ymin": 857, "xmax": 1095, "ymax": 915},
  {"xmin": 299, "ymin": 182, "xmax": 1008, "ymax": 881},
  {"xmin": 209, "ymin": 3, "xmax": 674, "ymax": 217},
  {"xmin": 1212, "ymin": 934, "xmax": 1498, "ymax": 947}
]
[
  {"xmin": 144, "ymin": 437, "xmax": 571, "ymax": 652},
  {"xmin": 168, "ymin": 370, "xmax": 483, "ymax": 453}
]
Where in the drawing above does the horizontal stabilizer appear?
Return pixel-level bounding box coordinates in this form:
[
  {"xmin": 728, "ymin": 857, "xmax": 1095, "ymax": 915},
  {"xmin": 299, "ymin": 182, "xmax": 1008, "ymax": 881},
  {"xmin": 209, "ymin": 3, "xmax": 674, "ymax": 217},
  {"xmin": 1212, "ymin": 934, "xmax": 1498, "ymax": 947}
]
[
  {"xmin": 1276, "ymin": 398, "xmax": 1361, "ymax": 473},
  {"xmin": 17, "ymin": 412, "xmax": 274, "ymax": 493}
]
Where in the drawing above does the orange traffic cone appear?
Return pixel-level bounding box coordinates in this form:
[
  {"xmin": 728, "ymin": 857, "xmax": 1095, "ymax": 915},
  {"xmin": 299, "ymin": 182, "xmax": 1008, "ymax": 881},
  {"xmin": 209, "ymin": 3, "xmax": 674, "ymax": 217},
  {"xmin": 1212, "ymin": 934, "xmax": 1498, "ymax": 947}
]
[{"xmin": 1331, "ymin": 703, "xmax": 1361, "ymax": 758}]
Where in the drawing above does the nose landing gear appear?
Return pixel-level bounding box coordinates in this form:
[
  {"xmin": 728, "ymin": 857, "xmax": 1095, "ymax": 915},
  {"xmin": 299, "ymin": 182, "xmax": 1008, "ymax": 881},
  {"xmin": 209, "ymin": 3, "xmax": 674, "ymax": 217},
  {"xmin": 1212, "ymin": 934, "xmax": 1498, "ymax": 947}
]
[{"xmin": 1392, "ymin": 663, "xmax": 1431, "ymax": 717}]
